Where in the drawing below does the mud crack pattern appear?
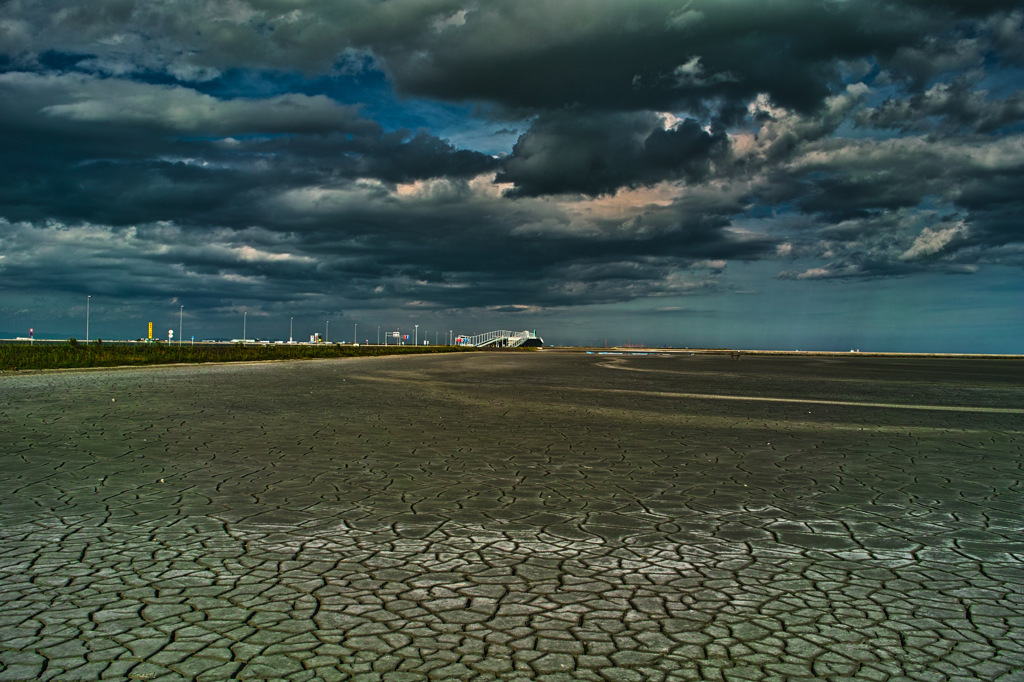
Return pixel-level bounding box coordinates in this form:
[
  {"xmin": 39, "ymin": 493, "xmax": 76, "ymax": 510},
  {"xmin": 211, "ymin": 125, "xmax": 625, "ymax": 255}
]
[{"xmin": 1, "ymin": 352, "xmax": 1022, "ymax": 680}]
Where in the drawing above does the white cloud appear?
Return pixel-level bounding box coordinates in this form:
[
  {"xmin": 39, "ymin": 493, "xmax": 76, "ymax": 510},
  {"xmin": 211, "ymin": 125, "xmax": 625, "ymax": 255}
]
[
  {"xmin": 778, "ymin": 265, "xmax": 862, "ymax": 280},
  {"xmin": 900, "ymin": 222, "xmax": 968, "ymax": 261},
  {"xmin": 794, "ymin": 267, "xmax": 832, "ymax": 279},
  {"xmin": 43, "ymin": 84, "xmax": 365, "ymax": 135},
  {"xmin": 433, "ymin": 9, "xmax": 468, "ymax": 31},
  {"xmin": 0, "ymin": 72, "xmax": 370, "ymax": 137},
  {"xmin": 233, "ymin": 245, "xmax": 316, "ymax": 264}
]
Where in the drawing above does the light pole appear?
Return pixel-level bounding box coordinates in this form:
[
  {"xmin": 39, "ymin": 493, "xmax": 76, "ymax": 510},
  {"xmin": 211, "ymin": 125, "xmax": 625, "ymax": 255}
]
[
  {"xmin": 415, "ymin": 324, "xmax": 419, "ymax": 346},
  {"xmin": 354, "ymin": 322, "xmax": 357, "ymax": 345},
  {"xmin": 326, "ymin": 320, "xmax": 329, "ymax": 343},
  {"xmin": 243, "ymin": 311, "xmax": 246, "ymax": 344},
  {"xmin": 290, "ymin": 317, "xmax": 293, "ymax": 343},
  {"xmin": 377, "ymin": 325, "xmax": 380, "ymax": 345},
  {"xmin": 86, "ymin": 295, "xmax": 91, "ymax": 343},
  {"xmin": 435, "ymin": 331, "xmax": 438, "ymax": 346},
  {"xmin": 449, "ymin": 330, "xmax": 453, "ymax": 346},
  {"xmin": 179, "ymin": 305, "xmax": 183, "ymax": 347}
]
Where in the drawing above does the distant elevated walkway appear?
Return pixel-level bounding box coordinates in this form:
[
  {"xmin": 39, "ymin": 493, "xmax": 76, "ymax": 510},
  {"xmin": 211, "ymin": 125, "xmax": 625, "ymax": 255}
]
[{"xmin": 456, "ymin": 330, "xmax": 544, "ymax": 348}]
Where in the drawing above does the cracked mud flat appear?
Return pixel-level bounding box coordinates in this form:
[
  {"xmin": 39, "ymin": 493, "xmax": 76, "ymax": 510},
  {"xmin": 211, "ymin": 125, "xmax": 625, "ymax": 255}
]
[{"xmin": 1, "ymin": 352, "xmax": 1022, "ymax": 681}]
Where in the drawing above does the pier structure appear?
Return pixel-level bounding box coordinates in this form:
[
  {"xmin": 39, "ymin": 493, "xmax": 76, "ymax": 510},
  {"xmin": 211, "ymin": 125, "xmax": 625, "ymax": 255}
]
[{"xmin": 455, "ymin": 329, "xmax": 543, "ymax": 348}]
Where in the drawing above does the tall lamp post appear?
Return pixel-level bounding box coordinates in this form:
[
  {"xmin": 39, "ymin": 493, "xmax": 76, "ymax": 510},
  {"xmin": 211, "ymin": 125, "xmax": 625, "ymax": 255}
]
[
  {"xmin": 179, "ymin": 305, "xmax": 183, "ymax": 347},
  {"xmin": 326, "ymin": 320, "xmax": 329, "ymax": 343},
  {"xmin": 290, "ymin": 316, "xmax": 293, "ymax": 343},
  {"xmin": 377, "ymin": 325, "xmax": 380, "ymax": 345},
  {"xmin": 86, "ymin": 295, "xmax": 91, "ymax": 343},
  {"xmin": 243, "ymin": 311, "xmax": 247, "ymax": 344},
  {"xmin": 415, "ymin": 324, "xmax": 419, "ymax": 346},
  {"xmin": 354, "ymin": 322, "xmax": 357, "ymax": 345}
]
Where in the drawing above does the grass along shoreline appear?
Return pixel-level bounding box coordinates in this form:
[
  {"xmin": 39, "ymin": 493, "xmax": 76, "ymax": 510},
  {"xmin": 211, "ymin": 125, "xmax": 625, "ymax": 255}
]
[{"xmin": 0, "ymin": 341, "xmax": 477, "ymax": 372}]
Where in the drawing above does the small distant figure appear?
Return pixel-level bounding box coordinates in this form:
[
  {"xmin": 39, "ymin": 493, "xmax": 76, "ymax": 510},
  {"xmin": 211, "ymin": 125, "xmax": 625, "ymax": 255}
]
[{"xmin": 730, "ymin": 351, "xmax": 742, "ymax": 360}]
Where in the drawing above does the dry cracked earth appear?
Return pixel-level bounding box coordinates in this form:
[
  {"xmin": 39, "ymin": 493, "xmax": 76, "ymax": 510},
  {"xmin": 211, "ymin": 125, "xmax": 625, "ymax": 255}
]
[{"xmin": 0, "ymin": 351, "xmax": 1022, "ymax": 681}]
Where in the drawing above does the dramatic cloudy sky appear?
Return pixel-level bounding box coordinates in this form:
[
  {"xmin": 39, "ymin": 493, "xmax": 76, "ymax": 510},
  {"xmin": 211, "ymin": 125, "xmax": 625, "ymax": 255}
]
[{"xmin": 1, "ymin": 1, "xmax": 1022, "ymax": 351}]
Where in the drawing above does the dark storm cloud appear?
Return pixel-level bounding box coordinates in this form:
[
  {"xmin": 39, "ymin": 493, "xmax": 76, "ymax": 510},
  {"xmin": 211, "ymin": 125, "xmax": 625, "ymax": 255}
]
[
  {"xmin": 1, "ymin": 0, "xmax": 1023, "ymax": 336},
  {"xmin": 0, "ymin": 72, "xmax": 497, "ymax": 226},
  {"xmin": 496, "ymin": 111, "xmax": 727, "ymax": 197},
  {"xmin": 218, "ymin": 175, "xmax": 773, "ymax": 311},
  {"xmin": 373, "ymin": 1, "xmax": 1021, "ymax": 114},
  {"xmin": 860, "ymin": 78, "xmax": 1024, "ymax": 133},
  {"xmin": 761, "ymin": 130, "xmax": 1024, "ymax": 275},
  {"xmin": 767, "ymin": 130, "xmax": 1024, "ymax": 280},
  {"xmin": 7, "ymin": 2, "xmax": 1020, "ymax": 109},
  {"xmin": 1, "ymin": 171, "xmax": 767, "ymax": 318},
  {"xmin": 252, "ymin": 129, "xmax": 500, "ymax": 185}
]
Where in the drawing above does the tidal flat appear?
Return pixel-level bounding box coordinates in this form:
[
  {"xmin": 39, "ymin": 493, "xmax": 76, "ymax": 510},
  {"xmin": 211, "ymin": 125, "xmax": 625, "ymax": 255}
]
[{"xmin": 1, "ymin": 352, "xmax": 1022, "ymax": 680}]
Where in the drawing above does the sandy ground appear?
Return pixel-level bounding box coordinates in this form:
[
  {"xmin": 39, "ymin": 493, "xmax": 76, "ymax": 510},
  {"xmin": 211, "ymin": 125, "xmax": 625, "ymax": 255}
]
[{"xmin": 1, "ymin": 351, "xmax": 1022, "ymax": 680}]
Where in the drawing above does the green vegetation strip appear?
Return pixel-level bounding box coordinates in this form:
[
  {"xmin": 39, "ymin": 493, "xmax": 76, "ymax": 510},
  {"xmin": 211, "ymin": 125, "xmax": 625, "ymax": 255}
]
[{"xmin": 0, "ymin": 341, "xmax": 477, "ymax": 372}]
